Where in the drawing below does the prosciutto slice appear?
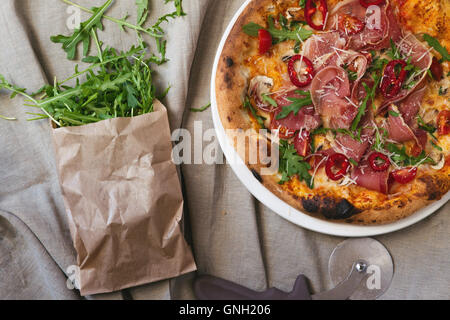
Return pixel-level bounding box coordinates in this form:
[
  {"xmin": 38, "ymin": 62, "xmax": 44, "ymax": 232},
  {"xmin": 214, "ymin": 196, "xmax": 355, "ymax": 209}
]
[
  {"xmin": 302, "ymin": 31, "xmax": 346, "ymax": 71},
  {"xmin": 310, "ymin": 66, "xmax": 358, "ymax": 129},
  {"xmin": 328, "ymin": 0, "xmax": 391, "ymax": 51},
  {"xmin": 272, "ymin": 90, "xmax": 321, "ymax": 132},
  {"xmin": 369, "ymin": 3, "xmax": 402, "ymax": 50},
  {"xmin": 333, "ymin": 111, "xmax": 375, "ymax": 162},
  {"xmin": 351, "ymin": 160, "xmax": 389, "ymax": 194},
  {"xmin": 384, "ymin": 84, "xmax": 428, "ymax": 153},
  {"xmin": 380, "ymin": 33, "xmax": 433, "ymax": 109},
  {"xmin": 385, "ymin": 105, "xmax": 419, "ymax": 144},
  {"xmin": 398, "ymin": 84, "xmax": 427, "ymax": 127}
]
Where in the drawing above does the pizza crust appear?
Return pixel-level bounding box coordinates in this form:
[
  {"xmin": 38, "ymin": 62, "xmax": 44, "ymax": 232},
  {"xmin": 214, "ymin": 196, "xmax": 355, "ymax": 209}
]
[{"xmin": 215, "ymin": 0, "xmax": 450, "ymax": 225}]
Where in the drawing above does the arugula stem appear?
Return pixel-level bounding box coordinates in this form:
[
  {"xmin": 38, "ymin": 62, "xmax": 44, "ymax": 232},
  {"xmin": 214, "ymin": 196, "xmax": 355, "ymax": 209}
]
[
  {"xmin": 58, "ymin": 48, "xmax": 141, "ymax": 86},
  {"xmin": 60, "ymin": 0, "xmax": 163, "ymax": 38},
  {"xmin": 0, "ymin": 114, "xmax": 16, "ymax": 121},
  {"xmin": 91, "ymin": 29, "xmax": 103, "ymax": 63}
]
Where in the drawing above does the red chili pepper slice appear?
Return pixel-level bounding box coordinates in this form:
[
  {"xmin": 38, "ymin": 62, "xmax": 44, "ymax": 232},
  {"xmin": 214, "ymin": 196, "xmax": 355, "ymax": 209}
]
[
  {"xmin": 430, "ymin": 57, "xmax": 443, "ymax": 80},
  {"xmin": 381, "ymin": 60, "xmax": 407, "ymax": 99},
  {"xmin": 294, "ymin": 130, "xmax": 311, "ymax": 157},
  {"xmin": 391, "ymin": 167, "xmax": 417, "ymax": 184},
  {"xmin": 359, "ymin": 0, "xmax": 385, "ymax": 8},
  {"xmin": 305, "ymin": 0, "xmax": 328, "ymax": 31},
  {"xmin": 325, "ymin": 153, "xmax": 350, "ymax": 181},
  {"xmin": 338, "ymin": 14, "xmax": 365, "ymax": 36},
  {"xmin": 437, "ymin": 110, "xmax": 450, "ymax": 136},
  {"xmin": 258, "ymin": 29, "xmax": 272, "ymax": 55},
  {"xmin": 368, "ymin": 152, "xmax": 390, "ymax": 172},
  {"xmin": 288, "ymin": 55, "xmax": 315, "ymax": 88}
]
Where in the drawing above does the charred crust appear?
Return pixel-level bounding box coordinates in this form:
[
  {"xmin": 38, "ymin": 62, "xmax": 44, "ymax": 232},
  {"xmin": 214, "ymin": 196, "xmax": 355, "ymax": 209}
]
[
  {"xmin": 224, "ymin": 72, "xmax": 233, "ymax": 89},
  {"xmin": 302, "ymin": 196, "xmax": 359, "ymax": 220},
  {"xmin": 301, "ymin": 196, "xmax": 321, "ymax": 213},
  {"xmin": 225, "ymin": 57, "xmax": 234, "ymax": 67},
  {"xmin": 418, "ymin": 175, "xmax": 449, "ymax": 201},
  {"xmin": 227, "ymin": 116, "xmax": 232, "ymax": 122}
]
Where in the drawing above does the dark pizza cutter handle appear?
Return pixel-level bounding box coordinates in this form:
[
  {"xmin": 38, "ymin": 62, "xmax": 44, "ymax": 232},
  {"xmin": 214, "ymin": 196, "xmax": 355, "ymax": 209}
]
[{"xmin": 194, "ymin": 274, "xmax": 312, "ymax": 300}]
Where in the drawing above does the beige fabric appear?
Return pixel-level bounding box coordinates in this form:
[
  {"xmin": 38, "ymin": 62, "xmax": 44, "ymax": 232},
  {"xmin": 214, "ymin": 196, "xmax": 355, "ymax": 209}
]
[{"xmin": 0, "ymin": 0, "xmax": 449, "ymax": 300}]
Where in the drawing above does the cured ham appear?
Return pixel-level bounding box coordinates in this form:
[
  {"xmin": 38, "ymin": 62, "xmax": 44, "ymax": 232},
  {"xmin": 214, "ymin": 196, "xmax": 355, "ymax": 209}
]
[
  {"xmin": 271, "ymin": 90, "xmax": 321, "ymax": 134},
  {"xmin": 385, "ymin": 104, "xmax": 420, "ymax": 145},
  {"xmin": 302, "ymin": 31, "xmax": 346, "ymax": 71},
  {"xmin": 380, "ymin": 33, "xmax": 433, "ymax": 109},
  {"xmin": 310, "ymin": 66, "xmax": 358, "ymax": 129},
  {"xmin": 333, "ymin": 111, "xmax": 375, "ymax": 162},
  {"xmin": 351, "ymin": 160, "xmax": 389, "ymax": 194},
  {"xmin": 328, "ymin": 0, "xmax": 391, "ymax": 51},
  {"xmin": 398, "ymin": 84, "xmax": 426, "ymax": 127},
  {"xmin": 294, "ymin": 129, "xmax": 311, "ymax": 157}
]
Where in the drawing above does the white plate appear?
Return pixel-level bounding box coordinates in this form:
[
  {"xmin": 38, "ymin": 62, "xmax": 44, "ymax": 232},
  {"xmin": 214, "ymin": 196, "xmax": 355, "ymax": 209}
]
[{"xmin": 210, "ymin": 0, "xmax": 449, "ymax": 237}]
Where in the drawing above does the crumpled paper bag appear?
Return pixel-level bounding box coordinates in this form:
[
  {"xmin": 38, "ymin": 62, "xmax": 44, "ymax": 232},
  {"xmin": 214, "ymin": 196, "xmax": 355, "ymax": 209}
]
[{"xmin": 51, "ymin": 100, "xmax": 196, "ymax": 296}]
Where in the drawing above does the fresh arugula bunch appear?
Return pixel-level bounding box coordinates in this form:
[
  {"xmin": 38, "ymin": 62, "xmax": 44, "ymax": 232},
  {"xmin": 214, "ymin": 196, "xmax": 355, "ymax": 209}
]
[
  {"xmin": 53, "ymin": 0, "xmax": 184, "ymax": 64},
  {"xmin": 0, "ymin": 0, "xmax": 185, "ymax": 127},
  {"xmin": 278, "ymin": 139, "xmax": 313, "ymax": 187},
  {"xmin": 243, "ymin": 14, "xmax": 312, "ymax": 44}
]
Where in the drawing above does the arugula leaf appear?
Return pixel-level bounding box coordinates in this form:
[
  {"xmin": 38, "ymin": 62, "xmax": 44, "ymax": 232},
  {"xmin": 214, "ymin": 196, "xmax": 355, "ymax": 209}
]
[
  {"xmin": 244, "ymin": 97, "xmax": 266, "ymax": 128},
  {"xmin": 60, "ymin": 0, "xmax": 164, "ymax": 39},
  {"xmin": 388, "ymin": 110, "xmax": 400, "ymax": 117},
  {"xmin": 343, "ymin": 64, "xmax": 358, "ymax": 81},
  {"xmin": 278, "ymin": 139, "xmax": 313, "ymax": 188},
  {"xmin": 368, "ymin": 55, "xmax": 388, "ymax": 74},
  {"xmin": 417, "ymin": 115, "xmax": 437, "ymax": 140},
  {"xmin": 386, "ymin": 143, "xmax": 434, "ymax": 167},
  {"xmin": 431, "ymin": 141, "xmax": 443, "ymax": 152},
  {"xmin": 276, "ymin": 90, "xmax": 312, "ymax": 120},
  {"xmin": 243, "ymin": 15, "xmax": 313, "ymax": 44},
  {"xmin": 51, "ymin": 0, "xmax": 112, "ymax": 60},
  {"xmin": 386, "ymin": 39, "xmax": 402, "ymax": 60},
  {"xmin": 299, "ymin": 0, "xmax": 306, "ymax": 8},
  {"xmin": 312, "ymin": 126, "xmax": 360, "ymax": 141},
  {"xmin": 136, "ymin": 0, "xmax": 149, "ymax": 26},
  {"xmin": 262, "ymin": 94, "xmax": 278, "ymax": 107},
  {"xmin": 351, "ymin": 74, "xmax": 381, "ymax": 131},
  {"xmin": 242, "ymin": 22, "xmax": 263, "ymax": 37},
  {"xmin": 423, "ymin": 34, "xmax": 450, "ymax": 61},
  {"xmin": 165, "ymin": 0, "xmax": 186, "ymax": 16},
  {"xmin": 191, "ymin": 102, "xmax": 211, "ymax": 112}
]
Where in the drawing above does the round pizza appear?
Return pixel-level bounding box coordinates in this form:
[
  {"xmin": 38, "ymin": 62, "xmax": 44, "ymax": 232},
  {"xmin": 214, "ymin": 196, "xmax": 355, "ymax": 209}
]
[{"xmin": 215, "ymin": 0, "xmax": 450, "ymax": 224}]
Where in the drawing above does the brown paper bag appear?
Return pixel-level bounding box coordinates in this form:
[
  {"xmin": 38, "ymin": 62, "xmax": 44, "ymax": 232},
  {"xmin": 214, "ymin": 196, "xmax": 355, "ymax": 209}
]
[{"xmin": 52, "ymin": 100, "xmax": 196, "ymax": 296}]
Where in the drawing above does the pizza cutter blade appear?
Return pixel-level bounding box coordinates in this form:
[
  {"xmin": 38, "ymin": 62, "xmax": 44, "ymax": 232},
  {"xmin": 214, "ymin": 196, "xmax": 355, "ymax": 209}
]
[
  {"xmin": 328, "ymin": 238, "xmax": 394, "ymax": 300},
  {"xmin": 194, "ymin": 238, "xmax": 393, "ymax": 300}
]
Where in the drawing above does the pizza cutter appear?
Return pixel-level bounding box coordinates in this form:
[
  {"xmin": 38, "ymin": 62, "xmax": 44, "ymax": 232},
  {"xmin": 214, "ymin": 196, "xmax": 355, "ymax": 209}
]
[{"xmin": 195, "ymin": 238, "xmax": 393, "ymax": 300}]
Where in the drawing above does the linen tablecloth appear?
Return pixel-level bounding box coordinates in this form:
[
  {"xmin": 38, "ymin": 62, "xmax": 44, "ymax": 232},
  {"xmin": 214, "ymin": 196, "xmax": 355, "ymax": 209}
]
[{"xmin": 0, "ymin": 0, "xmax": 448, "ymax": 300}]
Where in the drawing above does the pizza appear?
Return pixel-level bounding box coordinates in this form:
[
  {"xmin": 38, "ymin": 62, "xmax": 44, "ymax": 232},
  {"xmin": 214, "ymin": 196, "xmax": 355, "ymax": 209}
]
[{"xmin": 215, "ymin": 0, "xmax": 450, "ymax": 225}]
